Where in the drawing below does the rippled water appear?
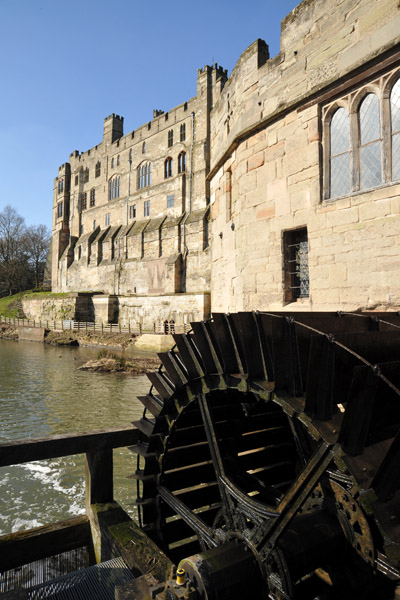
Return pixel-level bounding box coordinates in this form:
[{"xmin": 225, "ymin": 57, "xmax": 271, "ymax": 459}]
[{"xmin": 0, "ymin": 339, "xmax": 152, "ymax": 535}]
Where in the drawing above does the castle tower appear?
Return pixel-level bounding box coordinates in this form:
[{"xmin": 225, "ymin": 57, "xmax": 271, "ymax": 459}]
[{"xmin": 103, "ymin": 114, "xmax": 124, "ymax": 144}]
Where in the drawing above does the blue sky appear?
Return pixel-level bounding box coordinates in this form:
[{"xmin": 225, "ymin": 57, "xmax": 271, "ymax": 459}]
[{"xmin": 0, "ymin": 0, "xmax": 299, "ymax": 229}]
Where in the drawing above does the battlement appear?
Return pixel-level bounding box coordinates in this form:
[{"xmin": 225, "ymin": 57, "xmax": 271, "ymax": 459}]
[
  {"xmin": 197, "ymin": 63, "xmax": 228, "ymax": 78},
  {"xmin": 103, "ymin": 114, "xmax": 124, "ymax": 143},
  {"xmin": 153, "ymin": 109, "xmax": 164, "ymax": 118},
  {"xmin": 104, "ymin": 113, "xmax": 124, "ymax": 123}
]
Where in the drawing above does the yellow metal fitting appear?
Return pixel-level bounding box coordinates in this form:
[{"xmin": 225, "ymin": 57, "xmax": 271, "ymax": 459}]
[{"xmin": 176, "ymin": 567, "xmax": 185, "ymax": 585}]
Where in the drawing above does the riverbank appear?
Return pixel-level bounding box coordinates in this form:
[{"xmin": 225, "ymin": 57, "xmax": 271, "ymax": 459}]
[{"xmin": 0, "ymin": 321, "xmax": 141, "ymax": 350}]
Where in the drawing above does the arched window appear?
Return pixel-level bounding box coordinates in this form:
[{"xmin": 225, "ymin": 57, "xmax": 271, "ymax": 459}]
[
  {"xmin": 180, "ymin": 123, "xmax": 186, "ymax": 142},
  {"xmin": 109, "ymin": 176, "xmax": 120, "ymax": 200},
  {"xmin": 95, "ymin": 161, "xmax": 101, "ymax": 178},
  {"xmin": 359, "ymin": 93, "xmax": 382, "ymax": 190},
  {"xmin": 138, "ymin": 162, "xmax": 151, "ymax": 189},
  {"xmin": 178, "ymin": 151, "xmax": 186, "ymax": 174},
  {"xmin": 391, "ymin": 78, "xmax": 400, "ymax": 180},
  {"xmin": 164, "ymin": 157, "xmax": 173, "ymax": 179},
  {"xmin": 330, "ymin": 108, "xmax": 351, "ymax": 198},
  {"xmin": 168, "ymin": 129, "xmax": 173, "ymax": 147}
]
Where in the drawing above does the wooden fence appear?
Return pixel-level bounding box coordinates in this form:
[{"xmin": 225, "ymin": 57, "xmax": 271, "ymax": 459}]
[{"xmin": 0, "ymin": 426, "xmax": 141, "ymax": 572}]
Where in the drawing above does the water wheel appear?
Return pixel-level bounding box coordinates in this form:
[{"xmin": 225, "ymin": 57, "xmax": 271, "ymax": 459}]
[{"xmin": 130, "ymin": 312, "xmax": 400, "ymax": 599}]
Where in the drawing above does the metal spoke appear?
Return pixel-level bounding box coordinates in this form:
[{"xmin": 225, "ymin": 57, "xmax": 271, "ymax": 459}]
[
  {"xmin": 256, "ymin": 441, "xmax": 335, "ymax": 553},
  {"xmin": 157, "ymin": 485, "xmax": 218, "ymax": 549},
  {"xmin": 197, "ymin": 393, "xmax": 237, "ymax": 529}
]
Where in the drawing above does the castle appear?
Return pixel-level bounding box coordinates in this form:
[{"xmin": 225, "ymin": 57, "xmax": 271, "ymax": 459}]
[{"xmin": 52, "ymin": 0, "xmax": 400, "ymax": 326}]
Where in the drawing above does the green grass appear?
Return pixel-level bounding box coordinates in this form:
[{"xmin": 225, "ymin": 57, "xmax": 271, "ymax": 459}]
[
  {"xmin": 0, "ymin": 290, "xmax": 73, "ymax": 318},
  {"xmin": 0, "ymin": 292, "xmax": 24, "ymax": 318},
  {"xmin": 23, "ymin": 291, "xmax": 71, "ymax": 299}
]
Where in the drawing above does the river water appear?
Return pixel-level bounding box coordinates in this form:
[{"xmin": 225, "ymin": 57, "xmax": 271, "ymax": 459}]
[{"xmin": 0, "ymin": 338, "xmax": 152, "ymax": 535}]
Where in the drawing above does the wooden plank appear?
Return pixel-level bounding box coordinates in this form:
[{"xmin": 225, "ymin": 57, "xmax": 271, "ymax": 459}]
[
  {"xmin": 0, "ymin": 515, "xmax": 91, "ymax": 572},
  {"xmin": 0, "ymin": 426, "xmax": 141, "ymax": 467},
  {"xmin": 86, "ymin": 449, "xmax": 113, "ymax": 508}
]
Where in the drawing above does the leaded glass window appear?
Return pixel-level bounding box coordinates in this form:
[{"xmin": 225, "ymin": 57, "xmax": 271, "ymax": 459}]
[
  {"xmin": 138, "ymin": 163, "xmax": 151, "ymax": 189},
  {"xmin": 359, "ymin": 93, "xmax": 382, "ymax": 190},
  {"xmin": 330, "ymin": 107, "xmax": 351, "ymax": 198},
  {"xmin": 391, "ymin": 79, "xmax": 400, "ymax": 181}
]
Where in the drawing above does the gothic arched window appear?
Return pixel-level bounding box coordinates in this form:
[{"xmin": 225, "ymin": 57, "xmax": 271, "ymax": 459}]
[
  {"xmin": 391, "ymin": 78, "xmax": 400, "ymax": 181},
  {"xmin": 330, "ymin": 107, "xmax": 351, "ymax": 198},
  {"xmin": 164, "ymin": 157, "xmax": 173, "ymax": 179},
  {"xmin": 109, "ymin": 175, "xmax": 120, "ymax": 200},
  {"xmin": 178, "ymin": 151, "xmax": 186, "ymax": 174},
  {"xmin": 359, "ymin": 93, "xmax": 382, "ymax": 190}
]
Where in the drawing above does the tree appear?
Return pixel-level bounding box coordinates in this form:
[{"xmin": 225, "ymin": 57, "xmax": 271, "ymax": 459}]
[
  {"xmin": 0, "ymin": 205, "xmax": 51, "ymax": 296},
  {"xmin": 0, "ymin": 205, "xmax": 27, "ymax": 295},
  {"xmin": 24, "ymin": 224, "xmax": 51, "ymax": 288}
]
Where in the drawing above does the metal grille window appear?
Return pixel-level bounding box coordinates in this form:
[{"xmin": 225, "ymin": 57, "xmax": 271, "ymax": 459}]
[
  {"xmin": 330, "ymin": 107, "xmax": 351, "ymax": 198},
  {"xmin": 284, "ymin": 228, "xmax": 309, "ymax": 302},
  {"xmin": 95, "ymin": 161, "xmax": 101, "ymax": 177},
  {"xmin": 391, "ymin": 78, "xmax": 400, "ymax": 181},
  {"xmin": 359, "ymin": 93, "xmax": 382, "ymax": 190},
  {"xmin": 57, "ymin": 201, "xmax": 63, "ymax": 219},
  {"xmin": 144, "ymin": 200, "xmax": 150, "ymax": 217},
  {"xmin": 168, "ymin": 129, "xmax": 173, "ymax": 147},
  {"xmin": 90, "ymin": 188, "xmax": 95, "ymax": 206},
  {"xmin": 57, "ymin": 179, "xmax": 64, "ymax": 194},
  {"xmin": 84, "ymin": 168, "xmax": 89, "ymax": 183}
]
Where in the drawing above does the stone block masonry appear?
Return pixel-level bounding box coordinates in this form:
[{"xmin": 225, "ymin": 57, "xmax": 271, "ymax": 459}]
[
  {"xmin": 52, "ymin": 0, "xmax": 400, "ymax": 321},
  {"xmin": 209, "ymin": 0, "xmax": 400, "ymax": 314},
  {"xmin": 52, "ymin": 65, "xmax": 227, "ymax": 327}
]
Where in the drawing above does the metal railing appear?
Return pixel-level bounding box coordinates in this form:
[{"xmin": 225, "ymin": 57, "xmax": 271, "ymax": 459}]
[{"xmin": 0, "ymin": 316, "xmax": 191, "ymax": 335}]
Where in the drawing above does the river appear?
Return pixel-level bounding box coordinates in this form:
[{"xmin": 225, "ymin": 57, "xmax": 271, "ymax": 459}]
[{"xmin": 0, "ymin": 338, "xmax": 152, "ymax": 535}]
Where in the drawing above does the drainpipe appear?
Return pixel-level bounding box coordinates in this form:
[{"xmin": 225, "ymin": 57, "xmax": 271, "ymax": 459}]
[{"xmin": 127, "ymin": 158, "xmax": 132, "ymax": 226}]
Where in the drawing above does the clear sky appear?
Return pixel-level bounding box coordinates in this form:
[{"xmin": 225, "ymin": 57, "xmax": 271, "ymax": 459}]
[{"xmin": 0, "ymin": 0, "xmax": 300, "ymax": 229}]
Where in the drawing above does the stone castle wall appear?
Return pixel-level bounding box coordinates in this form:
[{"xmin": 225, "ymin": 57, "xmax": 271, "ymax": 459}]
[
  {"xmin": 209, "ymin": 0, "xmax": 400, "ymax": 313},
  {"xmin": 51, "ymin": 65, "xmax": 226, "ymax": 325},
  {"xmin": 51, "ymin": 0, "xmax": 400, "ymax": 323}
]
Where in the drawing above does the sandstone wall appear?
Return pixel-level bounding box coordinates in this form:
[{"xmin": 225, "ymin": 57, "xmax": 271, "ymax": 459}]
[
  {"xmin": 21, "ymin": 294, "xmax": 94, "ymax": 322},
  {"xmin": 209, "ymin": 0, "xmax": 400, "ymax": 313}
]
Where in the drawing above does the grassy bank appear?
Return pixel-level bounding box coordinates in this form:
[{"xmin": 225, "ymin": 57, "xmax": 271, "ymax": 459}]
[{"xmin": 0, "ymin": 290, "xmax": 72, "ymax": 318}]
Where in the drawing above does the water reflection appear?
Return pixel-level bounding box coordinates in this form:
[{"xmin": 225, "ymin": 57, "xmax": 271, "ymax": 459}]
[{"xmin": 0, "ymin": 339, "xmax": 152, "ymax": 534}]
